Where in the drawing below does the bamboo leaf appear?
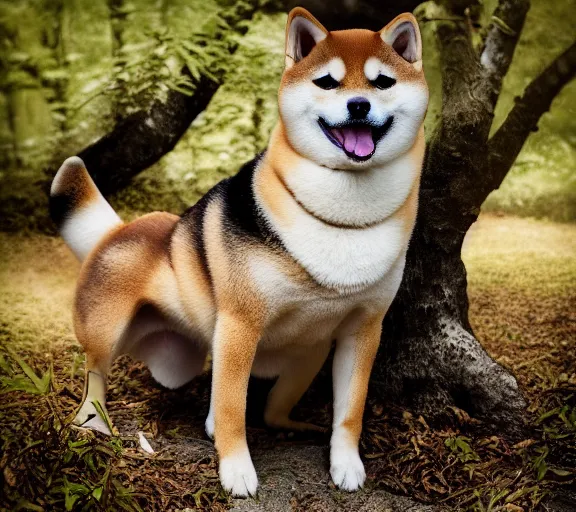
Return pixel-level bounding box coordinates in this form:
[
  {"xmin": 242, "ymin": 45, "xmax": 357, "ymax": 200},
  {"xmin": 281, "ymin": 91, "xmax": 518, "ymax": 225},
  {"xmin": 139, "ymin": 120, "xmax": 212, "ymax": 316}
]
[
  {"xmin": 549, "ymin": 467, "xmax": 572, "ymax": 477},
  {"xmin": 0, "ymin": 354, "xmax": 13, "ymax": 375},
  {"xmin": 92, "ymin": 486, "xmax": 103, "ymax": 501},
  {"xmin": 6, "ymin": 348, "xmax": 50, "ymax": 394},
  {"xmin": 537, "ymin": 460, "xmax": 548, "ymax": 481}
]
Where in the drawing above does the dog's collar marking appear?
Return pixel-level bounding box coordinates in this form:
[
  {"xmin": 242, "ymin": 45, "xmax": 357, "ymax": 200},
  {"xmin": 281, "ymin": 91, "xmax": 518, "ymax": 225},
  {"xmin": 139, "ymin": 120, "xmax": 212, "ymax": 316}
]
[{"xmin": 271, "ymin": 167, "xmax": 385, "ymax": 230}]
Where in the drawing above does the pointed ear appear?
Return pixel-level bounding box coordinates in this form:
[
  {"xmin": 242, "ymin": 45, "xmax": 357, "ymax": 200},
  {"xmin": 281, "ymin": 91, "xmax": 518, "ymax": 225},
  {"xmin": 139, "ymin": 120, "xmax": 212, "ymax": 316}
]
[
  {"xmin": 285, "ymin": 7, "xmax": 328, "ymax": 67},
  {"xmin": 380, "ymin": 13, "xmax": 422, "ymax": 65}
]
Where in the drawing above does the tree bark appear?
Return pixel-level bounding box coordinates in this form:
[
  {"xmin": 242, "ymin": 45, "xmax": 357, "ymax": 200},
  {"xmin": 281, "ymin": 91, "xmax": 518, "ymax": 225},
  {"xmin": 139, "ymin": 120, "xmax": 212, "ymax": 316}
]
[{"xmin": 281, "ymin": 0, "xmax": 422, "ymax": 31}]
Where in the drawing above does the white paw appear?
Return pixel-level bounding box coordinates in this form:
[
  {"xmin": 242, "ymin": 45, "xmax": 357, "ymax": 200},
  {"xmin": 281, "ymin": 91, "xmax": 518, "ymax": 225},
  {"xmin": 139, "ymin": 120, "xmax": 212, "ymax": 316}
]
[
  {"xmin": 219, "ymin": 450, "xmax": 258, "ymax": 497},
  {"xmin": 330, "ymin": 448, "xmax": 366, "ymax": 491},
  {"xmin": 205, "ymin": 412, "xmax": 214, "ymax": 440}
]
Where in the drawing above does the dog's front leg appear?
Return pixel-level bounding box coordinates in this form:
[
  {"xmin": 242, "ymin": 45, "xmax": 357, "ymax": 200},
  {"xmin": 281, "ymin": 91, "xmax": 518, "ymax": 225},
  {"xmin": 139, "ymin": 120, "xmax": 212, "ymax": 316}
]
[
  {"xmin": 211, "ymin": 312, "xmax": 260, "ymax": 497},
  {"xmin": 330, "ymin": 312, "xmax": 384, "ymax": 491}
]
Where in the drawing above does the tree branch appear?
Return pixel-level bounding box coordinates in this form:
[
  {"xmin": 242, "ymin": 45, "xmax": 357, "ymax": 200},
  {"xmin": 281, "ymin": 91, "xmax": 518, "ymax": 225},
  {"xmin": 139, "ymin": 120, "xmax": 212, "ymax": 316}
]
[
  {"xmin": 71, "ymin": 0, "xmax": 424, "ymax": 196},
  {"xmin": 78, "ymin": 75, "xmax": 218, "ymax": 195},
  {"xmin": 431, "ymin": 0, "xmax": 529, "ymax": 148},
  {"xmin": 71, "ymin": 1, "xmax": 260, "ymax": 195},
  {"xmin": 480, "ymin": 0, "xmax": 530, "ymax": 106},
  {"xmin": 486, "ymin": 40, "xmax": 576, "ymax": 193}
]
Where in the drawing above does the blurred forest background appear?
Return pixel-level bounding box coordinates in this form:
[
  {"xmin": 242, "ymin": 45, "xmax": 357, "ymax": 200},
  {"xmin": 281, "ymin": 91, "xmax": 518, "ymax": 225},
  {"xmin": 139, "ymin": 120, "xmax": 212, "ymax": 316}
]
[
  {"xmin": 1, "ymin": 1, "xmax": 575, "ymax": 510},
  {"xmin": 0, "ymin": 0, "xmax": 574, "ymax": 231}
]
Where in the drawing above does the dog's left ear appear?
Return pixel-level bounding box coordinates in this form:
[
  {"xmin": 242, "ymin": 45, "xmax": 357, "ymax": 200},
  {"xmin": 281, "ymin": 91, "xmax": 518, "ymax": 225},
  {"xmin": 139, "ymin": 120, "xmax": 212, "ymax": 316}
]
[
  {"xmin": 380, "ymin": 13, "xmax": 422, "ymax": 66},
  {"xmin": 285, "ymin": 7, "xmax": 328, "ymax": 68}
]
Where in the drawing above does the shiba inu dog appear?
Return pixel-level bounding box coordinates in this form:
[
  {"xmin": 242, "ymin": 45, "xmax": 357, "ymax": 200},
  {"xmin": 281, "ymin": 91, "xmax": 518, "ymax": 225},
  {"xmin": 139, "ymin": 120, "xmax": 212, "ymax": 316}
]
[{"xmin": 50, "ymin": 7, "xmax": 428, "ymax": 497}]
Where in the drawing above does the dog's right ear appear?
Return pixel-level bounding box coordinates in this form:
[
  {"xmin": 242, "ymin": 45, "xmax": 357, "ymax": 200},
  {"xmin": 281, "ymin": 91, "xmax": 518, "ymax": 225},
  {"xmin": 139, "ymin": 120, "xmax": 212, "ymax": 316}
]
[{"xmin": 285, "ymin": 7, "xmax": 328, "ymax": 69}]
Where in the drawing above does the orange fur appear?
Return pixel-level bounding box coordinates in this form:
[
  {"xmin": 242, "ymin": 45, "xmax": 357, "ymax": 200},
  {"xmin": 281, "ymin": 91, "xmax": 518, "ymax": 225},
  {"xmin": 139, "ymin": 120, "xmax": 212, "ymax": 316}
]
[
  {"xmin": 212, "ymin": 313, "xmax": 262, "ymax": 458},
  {"xmin": 338, "ymin": 313, "xmax": 384, "ymax": 444},
  {"xmin": 282, "ymin": 23, "xmax": 425, "ymax": 90},
  {"xmin": 74, "ymin": 212, "xmax": 179, "ymax": 372}
]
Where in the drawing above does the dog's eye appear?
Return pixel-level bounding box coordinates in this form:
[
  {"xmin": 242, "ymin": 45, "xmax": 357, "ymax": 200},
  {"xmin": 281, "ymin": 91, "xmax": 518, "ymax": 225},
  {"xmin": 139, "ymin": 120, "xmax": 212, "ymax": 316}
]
[
  {"xmin": 313, "ymin": 75, "xmax": 340, "ymax": 90},
  {"xmin": 371, "ymin": 75, "xmax": 396, "ymax": 90}
]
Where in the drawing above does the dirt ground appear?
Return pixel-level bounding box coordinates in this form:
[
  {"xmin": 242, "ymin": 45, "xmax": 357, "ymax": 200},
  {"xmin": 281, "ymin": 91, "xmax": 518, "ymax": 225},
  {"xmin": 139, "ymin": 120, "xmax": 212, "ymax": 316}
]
[{"xmin": 0, "ymin": 214, "xmax": 574, "ymax": 511}]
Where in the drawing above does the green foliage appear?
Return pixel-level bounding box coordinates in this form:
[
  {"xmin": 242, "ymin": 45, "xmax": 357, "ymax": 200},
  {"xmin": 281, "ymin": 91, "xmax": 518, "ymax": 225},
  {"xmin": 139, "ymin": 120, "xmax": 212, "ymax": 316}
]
[
  {"xmin": 0, "ymin": 348, "xmax": 52, "ymax": 395},
  {"xmin": 484, "ymin": 0, "xmax": 576, "ymax": 222},
  {"xmin": 0, "ymin": 0, "xmax": 573, "ymax": 227},
  {"xmin": 483, "ymin": 144, "xmax": 576, "ymax": 222},
  {"xmin": 0, "ymin": 2, "xmax": 60, "ymax": 90},
  {"xmin": 444, "ymin": 435, "xmax": 481, "ymax": 463},
  {"xmin": 0, "ymin": 350, "xmax": 142, "ymax": 511},
  {"xmin": 84, "ymin": 5, "xmax": 250, "ymax": 118}
]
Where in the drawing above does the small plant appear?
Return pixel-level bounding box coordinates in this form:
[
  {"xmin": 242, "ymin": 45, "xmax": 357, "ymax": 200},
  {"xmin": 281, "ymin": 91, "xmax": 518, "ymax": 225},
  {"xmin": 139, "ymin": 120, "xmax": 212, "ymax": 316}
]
[
  {"xmin": 0, "ymin": 348, "xmax": 228, "ymax": 511},
  {"xmin": 0, "ymin": 348, "xmax": 52, "ymax": 395}
]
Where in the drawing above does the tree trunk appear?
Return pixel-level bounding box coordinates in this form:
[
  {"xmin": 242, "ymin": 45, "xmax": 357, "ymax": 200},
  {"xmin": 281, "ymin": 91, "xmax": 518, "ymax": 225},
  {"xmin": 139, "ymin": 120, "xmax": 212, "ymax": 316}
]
[
  {"xmin": 375, "ymin": 153, "xmax": 527, "ymax": 435},
  {"xmin": 3, "ymin": 2, "xmax": 54, "ymax": 170},
  {"xmin": 373, "ymin": 0, "xmax": 576, "ymax": 437}
]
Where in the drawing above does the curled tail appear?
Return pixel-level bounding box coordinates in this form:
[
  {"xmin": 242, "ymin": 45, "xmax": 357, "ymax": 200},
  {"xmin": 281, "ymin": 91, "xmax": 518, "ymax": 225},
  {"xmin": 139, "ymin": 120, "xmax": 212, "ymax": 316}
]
[{"xmin": 50, "ymin": 157, "xmax": 122, "ymax": 261}]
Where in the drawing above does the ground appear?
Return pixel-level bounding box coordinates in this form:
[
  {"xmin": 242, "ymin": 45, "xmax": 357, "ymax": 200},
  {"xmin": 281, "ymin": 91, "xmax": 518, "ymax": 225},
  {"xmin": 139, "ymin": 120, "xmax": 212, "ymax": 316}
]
[{"xmin": 0, "ymin": 214, "xmax": 574, "ymax": 511}]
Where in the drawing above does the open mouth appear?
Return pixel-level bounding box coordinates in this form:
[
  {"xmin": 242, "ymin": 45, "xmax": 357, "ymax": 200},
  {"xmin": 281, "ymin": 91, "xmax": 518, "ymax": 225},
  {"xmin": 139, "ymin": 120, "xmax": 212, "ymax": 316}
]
[{"xmin": 318, "ymin": 117, "xmax": 394, "ymax": 162}]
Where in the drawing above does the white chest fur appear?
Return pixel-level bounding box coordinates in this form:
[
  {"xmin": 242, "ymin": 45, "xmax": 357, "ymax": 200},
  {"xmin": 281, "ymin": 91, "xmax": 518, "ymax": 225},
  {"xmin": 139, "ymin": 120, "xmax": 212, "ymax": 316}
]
[
  {"xmin": 254, "ymin": 152, "xmax": 417, "ymax": 293},
  {"xmin": 271, "ymin": 207, "xmax": 405, "ymax": 291},
  {"xmin": 248, "ymin": 251, "xmax": 406, "ymax": 353}
]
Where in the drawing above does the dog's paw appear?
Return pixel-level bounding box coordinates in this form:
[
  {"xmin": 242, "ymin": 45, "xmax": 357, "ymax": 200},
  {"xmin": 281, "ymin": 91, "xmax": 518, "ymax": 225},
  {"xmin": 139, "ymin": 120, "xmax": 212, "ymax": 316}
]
[
  {"xmin": 205, "ymin": 412, "xmax": 214, "ymax": 440},
  {"xmin": 330, "ymin": 448, "xmax": 366, "ymax": 492},
  {"xmin": 219, "ymin": 450, "xmax": 258, "ymax": 497}
]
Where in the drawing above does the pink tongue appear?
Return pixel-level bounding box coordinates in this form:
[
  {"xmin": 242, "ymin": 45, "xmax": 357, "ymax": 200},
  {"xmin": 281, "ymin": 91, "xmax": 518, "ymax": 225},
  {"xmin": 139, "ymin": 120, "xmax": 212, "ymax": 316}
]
[{"xmin": 333, "ymin": 126, "xmax": 374, "ymax": 157}]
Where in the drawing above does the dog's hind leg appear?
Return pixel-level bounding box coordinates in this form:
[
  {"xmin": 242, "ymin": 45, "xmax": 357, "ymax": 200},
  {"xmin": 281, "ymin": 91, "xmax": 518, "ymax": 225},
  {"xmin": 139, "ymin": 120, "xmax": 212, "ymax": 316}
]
[
  {"xmin": 75, "ymin": 307, "xmax": 208, "ymax": 435},
  {"xmin": 72, "ymin": 240, "xmax": 147, "ymax": 436},
  {"xmin": 72, "ymin": 299, "xmax": 134, "ymax": 436},
  {"xmin": 129, "ymin": 319, "xmax": 207, "ymax": 390},
  {"xmin": 70, "ymin": 211, "xmax": 185, "ymax": 436},
  {"xmin": 263, "ymin": 341, "xmax": 331, "ymax": 432},
  {"xmin": 75, "ymin": 366, "xmax": 115, "ymax": 435}
]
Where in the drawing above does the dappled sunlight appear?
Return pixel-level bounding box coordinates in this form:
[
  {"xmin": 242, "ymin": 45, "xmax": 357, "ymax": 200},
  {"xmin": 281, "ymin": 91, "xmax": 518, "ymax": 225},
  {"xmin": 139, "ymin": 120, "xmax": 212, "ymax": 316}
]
[
  {"xmin": 0, "ymin": 233, "xmax": 79, "ymax": 351},
  {"xmin": 462, "ymin": 215, "xmax": 576, "ymax": 401}
]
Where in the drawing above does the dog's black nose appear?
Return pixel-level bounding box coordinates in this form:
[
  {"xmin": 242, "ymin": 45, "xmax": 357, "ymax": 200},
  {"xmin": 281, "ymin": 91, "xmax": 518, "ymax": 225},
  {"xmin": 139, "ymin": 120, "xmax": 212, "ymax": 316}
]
[{"xmin": 347, "ymin": 97, "xmax": 371, "ymax": 119}]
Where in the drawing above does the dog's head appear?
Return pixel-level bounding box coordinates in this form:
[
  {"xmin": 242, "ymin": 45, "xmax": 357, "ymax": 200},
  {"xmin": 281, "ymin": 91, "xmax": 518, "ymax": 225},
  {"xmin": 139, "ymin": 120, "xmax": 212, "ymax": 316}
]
[{"xmin": 279, "ymin": 8, "xmax": 428, "ymax": 170}]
